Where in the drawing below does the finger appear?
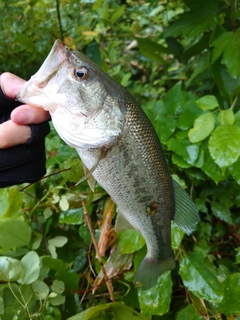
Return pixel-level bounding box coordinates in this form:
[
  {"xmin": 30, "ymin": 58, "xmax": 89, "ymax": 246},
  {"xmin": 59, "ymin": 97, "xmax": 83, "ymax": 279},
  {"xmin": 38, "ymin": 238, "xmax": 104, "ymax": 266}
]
[
  {"xmin": 0, "ymin": 72, "xmax": 26, "ymax": 99},
  {"xmin": 11, "ymin": 105, "xmax": 50, "ymax": 125},
  {"xmin": 0, "ymin": 120, "xmax": 31, "ymax": 149}
]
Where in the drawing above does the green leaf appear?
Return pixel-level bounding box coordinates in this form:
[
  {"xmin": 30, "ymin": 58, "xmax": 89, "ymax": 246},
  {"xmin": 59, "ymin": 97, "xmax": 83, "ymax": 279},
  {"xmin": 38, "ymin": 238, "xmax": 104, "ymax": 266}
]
[
  {"xmin": 195, "ymin": 95, "xmax": 219, "ymax": 111},
  {"xmin": 121, "ymin": 72, "xmax": 131, "ymax": 87},
  {"xmin": 188, "ymin": 113, "xmax": 215, "ymax": 143},
  {"xmin": 201, "ymin": 147, "xmax": 227, "ymax": 184},
  {"xmin": 162, "ymin": 82, "xmax": 188, "ymax": 115},
  {"xmin": 236, "ymin": 247, "xmax": 240, "ymax": 264},
  {"xmin": 79, "ymin": 225, "xmax": 92, "ymax": 244},
  {"xmin": 50, "ymin": 293, "xmax": 65, "ymax": 306},
  {"xmin": 52, "ymin": 279, "xmax": 65, "ymax": 294},
  {"xmin": 210, "ymin": 54, "xmax": 240, "ymax": 100},
  {"xmin": 117, "ymin": 230, "xmax": 145, "ymax": 254},
  {"xmin": 59, "ymin": 197, "xmax": 69, "ymax": 211},
  {"xmin": 0, "ymin": 257, "xmax": 23, "ymax": 281},
  {"xmin": 2, "ymin": 187, "xmax": 23, "ymax": 218},
  {"xmin": 48, "ymin": 236, "xmax": 68, "ymax": 248},
  {"xmin": 167, "ymin": 138, "xmax": 200, "ymax": 166},
  {"xmin": 179, "ymin": 252, "xmax": 223, "ymax": 303},
  {"xmin": 0, "ymin": 297, "xmax": 4, "ymax": 315},
  {"xmin": 18, "ymin": 251, "xmax": 41, "ymax": 285},
  {"xmin": 32, "ymin": 280, "xmax": 50, "ymax": 300},
  {"xmin": 217, "ymin": 109, "xmax": 235, "ymax": 126},
  {"xmin": 136, "ymin": 37, "xmax": 166, "ymax": 63},
  {"xmin": 59, "ymin": 208, "xmax": 84, "ymax": 225},
  {"xmin": 66, "ymin": 302, "xmax": 147, "ymax": 320},
  {"xmin": 208, "ymin": 125, "xmax": 240, "ymax": 168},
  {"xmin": 177, "ymin": 101, "xmax": 202, "ymax": 130},
  {"xmin": 172, "ymin": 153, "xmax": 191, "ymax": 169},
  {"xmin": 175, "ymin": 304, "xmax": 204, "ymax": 320},
  {"xmin": 110, "ymin": 5, "xmax": 125, "ymax": 24},
  {"xmin": 228, "ymin": 157, "xmax": 240, "ymax": 184},
  {"xmin": 212, "ymin": 30, "xmax": 240, "ymax": 79},
  {"xmin": 211, "ymin": 201, "xmax": 233, "ymax": 225},
  {"xmin": 171, "ymin": 221, "xmax": 184, "ymax": 250},
  {"xmin": 55, "ymin": 269, "xmax": 79, "ymax": 291},
  {"xmin": 138, "ymin": 271, "xmax": 172, "ymax": 317},
  {"xmin": 163, "ymin": 0, "xmax": 219, "ymax": 38},
  {"xmin": 0, "ymin": 217, "xmax": 31, "ymax": 250},
  {"xmin": 42, "ymin": 256, "xmax": 64, "ymax": 271},
  {"xmin": 215, "ymin": 273, "xmax": 240, "ymax": 316}
]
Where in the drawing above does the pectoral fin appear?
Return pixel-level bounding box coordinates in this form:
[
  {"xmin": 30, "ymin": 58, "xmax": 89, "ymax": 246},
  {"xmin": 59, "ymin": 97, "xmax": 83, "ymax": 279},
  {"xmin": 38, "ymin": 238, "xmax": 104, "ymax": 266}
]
[
  {"xmin": 82, "ymin": 164, "xmax": 96, "ymax": 192},
  {"xmin": 75, "ymin": 147, "xmax": 107, "ymax": 190},
  {"xmin": 75, "ymin": 162, "xmax": 97, "ymax": 189},
  {"xmin": 173, "ymin": 179, "xmax": 199, "ymax": 235}
]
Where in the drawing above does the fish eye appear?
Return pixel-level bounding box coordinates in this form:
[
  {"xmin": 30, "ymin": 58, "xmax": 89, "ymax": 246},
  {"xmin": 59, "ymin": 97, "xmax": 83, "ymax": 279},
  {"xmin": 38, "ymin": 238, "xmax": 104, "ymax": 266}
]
[{"xmin": 75, "ymin": 67, "xmax": 88, "ymax": 80}]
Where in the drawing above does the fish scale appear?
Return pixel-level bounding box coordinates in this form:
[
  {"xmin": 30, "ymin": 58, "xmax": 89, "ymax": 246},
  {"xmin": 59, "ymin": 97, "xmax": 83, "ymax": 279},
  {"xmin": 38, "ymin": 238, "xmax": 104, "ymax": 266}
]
[{"xmin": 17, "ymin": 39, "xmax": 199, "ymax": 289}]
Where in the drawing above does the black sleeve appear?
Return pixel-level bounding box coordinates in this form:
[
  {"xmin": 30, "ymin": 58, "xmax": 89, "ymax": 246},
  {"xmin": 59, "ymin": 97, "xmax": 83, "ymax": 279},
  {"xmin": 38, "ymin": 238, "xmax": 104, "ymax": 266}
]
[{"xmin": 0, "ymin": 87, "xmax": 50, "ymax": 188}]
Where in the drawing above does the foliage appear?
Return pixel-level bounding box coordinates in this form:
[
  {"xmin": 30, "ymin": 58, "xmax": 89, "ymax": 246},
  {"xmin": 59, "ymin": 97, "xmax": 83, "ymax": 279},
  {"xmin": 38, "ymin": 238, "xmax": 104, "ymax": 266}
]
[{"xmin": 1, "ymin": 0, "xmax": 240, "ymax": 319}]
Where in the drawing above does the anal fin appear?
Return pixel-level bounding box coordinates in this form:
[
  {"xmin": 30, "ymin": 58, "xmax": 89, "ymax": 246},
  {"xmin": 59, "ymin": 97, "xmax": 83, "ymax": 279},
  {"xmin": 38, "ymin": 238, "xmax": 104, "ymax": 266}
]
[{"xmin": 115, "ymin": 209, "xmax": 134, "ymax": 233}]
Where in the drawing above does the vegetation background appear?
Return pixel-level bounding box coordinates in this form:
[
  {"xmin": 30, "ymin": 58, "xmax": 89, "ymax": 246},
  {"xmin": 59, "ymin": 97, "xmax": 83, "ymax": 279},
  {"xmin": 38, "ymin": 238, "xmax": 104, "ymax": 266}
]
[{"xmin": 1, "ymin": 0, "xmax": 240, "ymax": 319}]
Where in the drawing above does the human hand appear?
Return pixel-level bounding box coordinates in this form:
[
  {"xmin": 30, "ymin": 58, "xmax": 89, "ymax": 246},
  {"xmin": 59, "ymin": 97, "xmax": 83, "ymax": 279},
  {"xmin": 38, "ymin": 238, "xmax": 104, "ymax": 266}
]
[
  {"xmin": 0, "ymin": 72, "xmax": 50, "ymax": 187},
  {"xmin": 0, "ymin": 72, "xmax": 50, "ymax": 148}
]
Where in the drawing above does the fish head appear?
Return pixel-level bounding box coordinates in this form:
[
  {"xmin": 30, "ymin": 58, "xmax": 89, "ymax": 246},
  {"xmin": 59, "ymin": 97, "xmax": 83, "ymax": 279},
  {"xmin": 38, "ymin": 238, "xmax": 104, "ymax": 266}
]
[{"xmin": 17, "ymin": 39, "xmax": 125, "ymax": 149}]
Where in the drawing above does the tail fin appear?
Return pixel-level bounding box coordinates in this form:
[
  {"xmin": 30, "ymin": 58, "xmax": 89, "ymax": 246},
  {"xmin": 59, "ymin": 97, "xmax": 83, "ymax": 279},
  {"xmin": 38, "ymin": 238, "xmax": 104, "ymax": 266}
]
[{"xmin": 134, "ymin": 257, "xmax": 175, "ymax": 290}]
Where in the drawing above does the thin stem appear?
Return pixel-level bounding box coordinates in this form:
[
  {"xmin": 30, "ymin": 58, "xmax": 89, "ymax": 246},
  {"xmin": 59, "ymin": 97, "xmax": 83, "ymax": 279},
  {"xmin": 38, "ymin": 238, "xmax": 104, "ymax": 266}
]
[
  {"xmin": 8, "ymin": 283, "xmax": 32, "ymax": 318},
  {"xmin": 230, "ymin": 95, "xmax": 238, "ymax": 110},
  {"xmin": 55, "ymin": 0, "xmax": 64, "ymax": 40},
  {"xmin": 81, "ymin": 200, "xmax": 115, "ymax": 301}
]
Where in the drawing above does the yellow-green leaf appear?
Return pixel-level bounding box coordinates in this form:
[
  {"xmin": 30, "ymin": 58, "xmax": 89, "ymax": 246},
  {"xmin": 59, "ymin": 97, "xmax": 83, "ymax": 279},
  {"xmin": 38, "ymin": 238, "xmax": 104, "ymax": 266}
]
[
  {"xmin": 188, "ymin": 113, "xmax": 215, "ymax": 143},
  {"xmin": 208, "ymin": 125, "xmax": 240, "ymax": 168}
]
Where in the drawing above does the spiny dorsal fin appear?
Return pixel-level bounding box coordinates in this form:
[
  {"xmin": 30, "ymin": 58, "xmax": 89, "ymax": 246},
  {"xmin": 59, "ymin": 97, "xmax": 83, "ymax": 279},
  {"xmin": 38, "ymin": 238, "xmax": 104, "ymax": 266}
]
[{"xmin": 173, "ymin": 179, "xmax": 199, "ymax": 235}]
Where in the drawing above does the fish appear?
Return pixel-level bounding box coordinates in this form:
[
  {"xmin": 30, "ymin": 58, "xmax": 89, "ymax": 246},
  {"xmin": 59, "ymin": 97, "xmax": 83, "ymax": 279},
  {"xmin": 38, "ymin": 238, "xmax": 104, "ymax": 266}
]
[{"xmin": 17, "ymin": 39, "xmax": 199, "ymax": 289}]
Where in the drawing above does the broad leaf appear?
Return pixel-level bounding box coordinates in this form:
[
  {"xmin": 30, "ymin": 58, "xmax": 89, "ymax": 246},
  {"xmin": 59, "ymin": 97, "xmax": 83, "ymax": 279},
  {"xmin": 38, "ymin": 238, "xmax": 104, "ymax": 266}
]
[
  {"xmin": 32, "ymin": 280, "xmax": 50, "ymax": 300},
  {"xmin": 138, "ymin": 271, "xmax": 172, "ymax": 317},
  {"xmin": 163, "ymin": 0, "xmax": 219, "ymax": 38},
  {"xmin": 188, "ymin": 113, "xmax": 215, "ymax": 143},
  {"xmin": 212, "ymin": 30, "xmax": 240, "ymax": 79},
  {"xmin": 18, "ymin": 251, "xmax": 41, "ymax": 285},
  {"xmin": 217, "ymin": 110, "xmax": 235, "ymax": 126},
  {"xmin": 208, "ymin": 125, "xmax": 240, "ymax": 168},
  {"xmin": 179, "ymin": 252, "xmax": 223, "ymax": 303},
  {"xmin": 117, "ymin": 229, "xmax": 145, "ymax": 254},
  {"xmin": 175, "ymin": 304, "xmax": 204, "ymax": 320},
  {"xmin": 59, "ymin": 208, "xmax": 84, "ymax": 225},
  {"xmin": 0, "ymin": 257, "xmax": 23, "ymax": 281},
  {"xmin": 171, "ymin": 221, "xmax": 184, "ymax": 250},
  {"xmin": 0, "ymin": 218, "xmax": 31, "ymax": 250},
  {"xmin": 215, "ymin": 273, "xmax": 240, "ymax": 316},
  {"xmin": 67, "ymin": 302, "xmax": 147, "ymax": 320},
  {"xmin": 196, "ymin": 95, "xmax": 219, "ymax": 111}
]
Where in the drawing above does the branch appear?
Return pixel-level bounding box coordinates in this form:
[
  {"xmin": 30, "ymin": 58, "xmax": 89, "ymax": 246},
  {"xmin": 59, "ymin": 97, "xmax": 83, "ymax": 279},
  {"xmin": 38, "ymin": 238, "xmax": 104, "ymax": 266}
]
[
  {"xmin": 55, "ymin": 0, "xmax": 64, "ymax": 40},
  {"xmin": 81, "ymin": 200, "xmax": 115, "ymax": 301}
]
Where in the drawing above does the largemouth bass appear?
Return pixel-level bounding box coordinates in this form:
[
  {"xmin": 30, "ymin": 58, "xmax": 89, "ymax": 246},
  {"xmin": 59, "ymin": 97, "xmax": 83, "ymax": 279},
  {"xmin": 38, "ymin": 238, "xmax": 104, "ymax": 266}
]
[{"xmin": 17, "ymin": 40, "xmax": 199, "ymax": 289}]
